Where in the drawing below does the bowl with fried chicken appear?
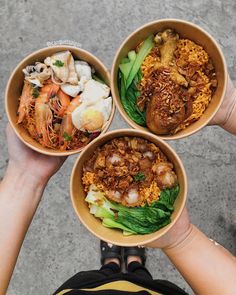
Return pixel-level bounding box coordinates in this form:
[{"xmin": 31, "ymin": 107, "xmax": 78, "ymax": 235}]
[{"xmin": 111, "ymin": 19, "xmax": 227, "ymax": 139}]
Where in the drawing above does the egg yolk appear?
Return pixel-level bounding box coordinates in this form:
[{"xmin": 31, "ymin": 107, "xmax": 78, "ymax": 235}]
[{"xmin": 82, "ymin": 109, "xmax": 104, "ymax": 132}]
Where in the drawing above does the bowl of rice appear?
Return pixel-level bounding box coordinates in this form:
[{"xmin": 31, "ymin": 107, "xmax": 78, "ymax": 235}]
[
  {"xmin": 111, "ymin": 19, "xmax": 227, "ymax": 139},
  {"xmin": 70, "ymin": 129, "xmax": 187, "ymax": 246}
]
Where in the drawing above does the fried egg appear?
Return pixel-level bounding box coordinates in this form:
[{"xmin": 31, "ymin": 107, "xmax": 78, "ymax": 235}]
[{"xmin": 72, "ymin": 97, "xmax": 112, "ymax": 132}]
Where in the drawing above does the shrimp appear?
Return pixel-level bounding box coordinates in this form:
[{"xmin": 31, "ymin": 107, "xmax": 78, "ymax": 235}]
[
  {"xmin": 41, "ymin": 81, "xmax": 60, "ymax": 98},
  {"xmin": 154, "ymin": 162, "xmax": 177, "ymax": 189},
  {"xmin": 59, "ymin": 95, "xmax": 81, "ymax": 150},
  {"xmin": 17, "ymin": 81, "xmax": 34, "ymax": 124},
  {"xmin": 41, "ymin": 82, "xmax": 70, "ymax": 118},
  {"xmin": 50, "ymin": 89, "xmax": 71, "ymax": 117},
  {"xmin": 35, "ymin": 92, "xmax": 54, "ymax": 147}
]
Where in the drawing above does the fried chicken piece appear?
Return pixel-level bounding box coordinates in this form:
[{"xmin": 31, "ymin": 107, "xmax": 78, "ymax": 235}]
[
  {"xmin": 145, "ymin": 69, "xmax": 192, "ymax": 135},
  {"xmin": 154, "ymin": 29, "xmax": 188, "ymax": 87},
  {"xmin": 146, "ymin": 91, "xmax": 186, "ymax": 134}
]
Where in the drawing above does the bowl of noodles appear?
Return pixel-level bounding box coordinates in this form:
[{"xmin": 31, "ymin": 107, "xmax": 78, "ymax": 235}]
[
  {"xmin": 111, "ymin": 19, "xmax": 227, "ymax": 139},
  {"xmin": 70, "ymin": 129, "xmax": 187, "ymax": 246},
  {"xmin": 5, "ymin": 46, "xmax": 115, "ymax": 156}
]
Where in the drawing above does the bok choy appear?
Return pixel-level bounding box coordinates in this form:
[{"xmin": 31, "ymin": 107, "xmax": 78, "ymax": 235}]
[
  {"xmin": 118, "ymin": 35, "xmax": 154, "ymax": 126},
  {"xmin": 85, "ymin": 184, "xmax": 180, "ymax": 235}
]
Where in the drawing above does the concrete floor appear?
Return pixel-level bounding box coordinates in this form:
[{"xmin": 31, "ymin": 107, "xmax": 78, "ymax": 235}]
[{"xmin": 0, "ymin": 0, "xmax": 236, "ymax": 294}]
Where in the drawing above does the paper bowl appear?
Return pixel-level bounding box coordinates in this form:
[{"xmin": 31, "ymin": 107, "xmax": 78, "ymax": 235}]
[
  {"xmin": 5, "ymin": 46, "xmax": 115, "ymax": 156},
  {"xmin": 111, "ymin": 19, "xmax": 227, "ymax": 140},
  {"xmin": 70, "ymin": 129, "xmax": 187, "ymax": 246}
]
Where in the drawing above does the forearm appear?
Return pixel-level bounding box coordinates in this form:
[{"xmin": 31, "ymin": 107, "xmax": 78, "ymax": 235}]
[
  {"xmin": 220, "ymin": 88, "xmax": 236, "ymax": 135},
  {"xmin": 0, "ymin": 165, "xmax": 45, "ymax": 294},
  {"xmin": 164, "ymin": 225, "xmax": 236, "ymax": 295},
  {"xmin": 211, "ymin": 76, "xmax": 236, "ymax": 135}
]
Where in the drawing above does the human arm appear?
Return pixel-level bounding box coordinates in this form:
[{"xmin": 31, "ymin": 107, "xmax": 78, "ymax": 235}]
[
  {"xmin": 147, "ymin": 207, "xmax": 236, "ymax": 295},
  {"xmin": 0, "ymin": 125, "xmax": 66, "ymax": 294},
  {"xmin": 209, "ymin": 75, "xmax": 236, "ymax": 135}
]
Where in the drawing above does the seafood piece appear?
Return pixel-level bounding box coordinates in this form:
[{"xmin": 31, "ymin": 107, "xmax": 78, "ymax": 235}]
[
  {"xmin": 41, "ymin": 81, "xmax": 60, "ymax": 98},
  {"xmin": 59, "ymin": 96, "xmax": 81, "ymax": 149},
  {"xmin": 41, "ymin": 82, "xmax": 71, "ymax": 117},
  {"xmin": 72, "ymin": 96, "xmax": 112, "ymax": 132},
  {"xmin": 77, "ymin": 76, "xmax": 90, "ymax": 93},
  {"xmin": 50, "ymin": 89, "xmax": 71, "ymax": 118},
  {"xmin": 61, "ymin": 83, "xmax": 81, "ymax": 97},
  {"xmin": 35, "ymin": 92, "xmax": 53, "ymax": 147},
  {"xmin": 17, "ymin": 81, "xmax": 34, "ymax": 124},
  {"xmin": 154, "ymin": 162, "xmax": 177, "ymax": 189},
  {"xmin": 125, "ymin": 188, "xmax": 139, "ymax": 205},
  {"xmin": 80, "ymin": 79, "xmax": 110, "ymax": 105},
  {"xmin": 75, "ymin": 61, "xmax": 92, "ymax": 81},
  {"xmin": 109, "ymin": 190, "xmax": 121, "ymax": 200},
  {"xmin": 23, "ymin": 62, "xmax": 51, "ymax": 87},
  {"xmin": 107, "ymin": 154, "xmax": 122, "ymax": 165},
  {"xmin": 44, "ymin": 51, "xmax": 78, "ymax": 85}
]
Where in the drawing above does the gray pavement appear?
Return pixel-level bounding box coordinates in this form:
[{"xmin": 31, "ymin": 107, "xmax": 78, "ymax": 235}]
[{"xmin": 0, "ymin": 0, "xmax": 236, "ymax": 294}]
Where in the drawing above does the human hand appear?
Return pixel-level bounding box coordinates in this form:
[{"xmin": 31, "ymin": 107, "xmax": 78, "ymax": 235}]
[
  {"xmin": 209, "ymin": 75, "xmax": 236, "ymax": 126},
  {"xmin": 145, "ymin": 206, "xmax": 191, "ymax": 249},
  {"xmin": 5, "ymin": 124, "xmax": 67, "ymax": 186}
]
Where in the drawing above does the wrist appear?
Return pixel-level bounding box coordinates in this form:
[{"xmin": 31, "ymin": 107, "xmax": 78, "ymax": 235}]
[
  {"xmin": 212, "ymin": 76, "xmax": 236, "ymax": 126},
  {"xmin": 4, "ymin": 163, "xmax": 47, "ymax": 194},
  {"xmin": 163, "ymin": 224, "xmax": 207, "ymax": 256},
  {"xmin": 220, "ymin": 92, "xmax": 236, "ymax": 132},
  {"xmin": 162, "ymin": 223, "xmax": 194, "ymax": 252}
]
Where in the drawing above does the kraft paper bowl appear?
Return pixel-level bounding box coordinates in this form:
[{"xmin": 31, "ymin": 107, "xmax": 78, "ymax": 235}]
[
  {"xmin": 111, "ymin": 19, "xmax": 227, "ymax": 140},
  {"xmin": 70, "ymin": 129, "xmax": 187, "ymax": 246},
  {"xmin": 5, "ymin": 46, "xmax": 115, "ymax": 156}
]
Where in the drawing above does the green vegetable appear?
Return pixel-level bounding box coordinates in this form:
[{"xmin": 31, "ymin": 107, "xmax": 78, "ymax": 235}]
[
  {"xmin": 53, "ymin": 60, "xmax": 64, "ymax": 67},
  {"xmin": 63, "ymin": 132, "xmax": 72, "ymax": 141},
  {"xmin": 102, "ymin": 218, "xmax": 136, "ymax": 235},
  {"xmin": 86, "ymin": 185, "xmax": 180, "ymax": 235},
  {"xmin": 32, "ymin": 88, "xmax": 39, "ymax": 98},
  {"xmin": 118, "ymin": 35, "xmax": 154, "ymax": 127},
  {"xmin": 121, "ymin": 57, "xmax": 130, "ymax": 64},
  {"xmin": 118, "ymin": 70, "xmax": 146, "ymax": 126},
  {"xmin": 125, "ymin": 35, "xmax": 154, "ymax": 90},
  {"xmin": 151, "ymin": 185, "xmax": 180, "ymax": 212},
  {"xmin": 133, "ymin": 172, "xmax": 146, "ymax": 182},
  {"xmin": 119, "ymin": 50, "xmax": 136, "ymax": 81}
]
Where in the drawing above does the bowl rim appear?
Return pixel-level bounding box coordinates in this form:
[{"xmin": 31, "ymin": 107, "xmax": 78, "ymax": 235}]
[
  {"xmin": 70, "ymin": 128, "xmax": 188, "ymax": 246},
  {"xmin": 111, "ymin": 18, "xmax": 227, "ymax": 140},
  {"xmin": 5, "ymin": 45, "xmax": 115, "ymax": 156}
]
